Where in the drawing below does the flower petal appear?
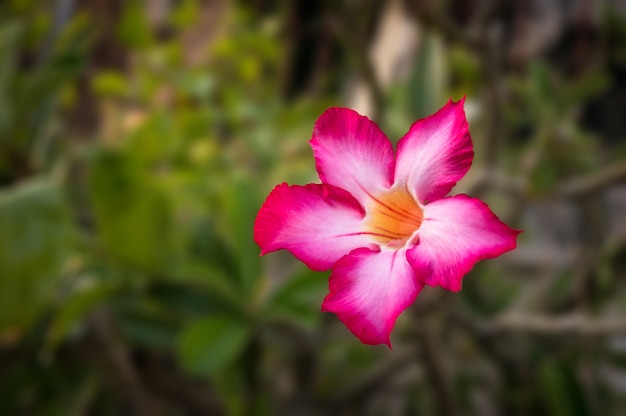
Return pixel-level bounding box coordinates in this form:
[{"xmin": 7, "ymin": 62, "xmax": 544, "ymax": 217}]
[
  {"xmin": 395, "ymin": 98, "xmax": 473, "ymax": 204},
  {"xmin": 322, "ymin": 247, "xmax": 424, "ymax": 346},
  {"xmin": 406, "ymin": 195, "xmax": 521, "ymax": 292},
  {"xmin": 310, "ymin": 108, "xmax": 394, "ymax": 204},
  {"xmin": 254, "ymin": 183, "xmax": 376, "ymax": 271}
]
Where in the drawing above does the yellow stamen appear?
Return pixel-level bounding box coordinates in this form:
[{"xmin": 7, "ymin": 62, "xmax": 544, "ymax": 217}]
[{"xmin": 365, "ymin": 188, "xmax": 423, "ymax": 246}]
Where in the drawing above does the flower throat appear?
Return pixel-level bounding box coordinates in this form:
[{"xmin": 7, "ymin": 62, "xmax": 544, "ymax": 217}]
[{"xmin": 365, "ymin": 188, "xmax": 423, "ymax": 247}]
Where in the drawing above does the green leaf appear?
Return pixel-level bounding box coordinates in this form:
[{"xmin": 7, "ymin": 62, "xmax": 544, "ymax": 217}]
[
  {"xmin": 46, "ymin": 281, "xmax": 112, "ymax": 348},
  {"xmin": 563, "ymin": 71, "xmax": 610, "ymax": 106},
  {"xmin": 116, "ymin": 0, "xmax": 153, "ymax": 49},
  {"xmin": 88, "ymin": 149, "xmax": 173, "ymax": 271},
  {"xmin": 0, "ymin": 22, "xmax": 21, "ymax": 137},
  {"xmin": 462, "ymin": 262, "xmax": 521, "ymax": 317},
  {"xmin": 539, "ymin": 360, "xmax": 590, "ymax": 416},
  {"xmin": 529, "ymin": 150, "xmax": 560, "ymax": 196},
  {"xmin": 188, "ymin": 217, "xmax": 239, "ymax": 282},
  {"xmin": 116, "ymin": 306, "xmax": 180, "ymax": 350},
  {"xmin": 17, "ymin": 51, "xmax": 84, "ymax": 118},
  {"xmin": 0, "ymin": 179, "xmax": 71, "ymax": 331},
  {"xmin": 177, "ymin": 315, "xmax": 250, "ymax": 376},
  {"xmin": 125, "ymin": 113, "xmax": 178, "ymax": 166},
  {"xmin": 172, "ymin": 0, "xmax": 201, "ymax": 28},
  {"xmin": 544, "ymin": 270, "xmax": 577, "ymax": 310},
  {"xmin": 148, "ymin": 279, "xmax": 244, "ymax": 319},
  {"xmin": 407, "ymin": 32, "xmax": 447, "ymax": 119},
  {"xmin": 529, "ymin": 63, "xmax": 556, "ymax": 105},
  {"xmin": 264, "ymin": 267, "xmax": 328, "ymax": 329},
  {"xmin": 91, "ymin": 70, "xmax": 128, "ymax": 97},
  {"xmin": 222, "ymin": 178, "xmax": 262, "ymax": 294}
]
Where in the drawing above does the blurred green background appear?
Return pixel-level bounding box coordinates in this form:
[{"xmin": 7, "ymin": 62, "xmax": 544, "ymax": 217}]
[{"xmin": 2, "ymin": 0, "xmax": 626, "ymax": 415}]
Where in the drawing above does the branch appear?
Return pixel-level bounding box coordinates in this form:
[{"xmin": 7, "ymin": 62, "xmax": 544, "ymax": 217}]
[
  {"xmin": 555, "ymin": 163, "xmax": 626, "ymax": 199},
  {"xmin": 463, "ymin": 168, "xmax": 525, "ymax": 197},
  {"xmin": 408, "ymin": 4, "xmax": 482, "ymax": 51},
  {"xmin": 326, "ymin": 349, "xmax": 415, "ymax": 409},
  {"xmin": 137, "ymin": 352, "xmax": 226, "ymax": 416},
  {"xmin": 330, "ymin": 3, "xmax": 385, "ymax": 122},
  {"xmin": 408, "ymin": 0, "xmax": 505, "ymax": 169},
  {"xmin": 415, "ymin": 326, "xmax": 458, "ymax": 416},
  {"xmin": 465, "ymin": 161, "xmax": 626, "ymax": 201},
  {"xmin": 88, "ymin": 308, "xmax": 161, "ymax": 416},
  {"xmin": 480, "ymin": 314, "xmax": 626, "ymax": 337},
  {"xmin": 467, "ymin": 0, "xmax": 502, "ymax": 34}
]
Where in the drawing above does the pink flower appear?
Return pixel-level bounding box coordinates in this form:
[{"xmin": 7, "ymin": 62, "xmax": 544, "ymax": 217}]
[{"xmin": 254, "ymin": 98, "xmax": 520, "ymax": 346}]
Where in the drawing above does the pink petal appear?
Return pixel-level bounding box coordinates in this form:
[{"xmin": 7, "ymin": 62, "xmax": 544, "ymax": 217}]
[
  {"xmin": 395, "ymin": 98, "xmax": 473, "ymax": 204},
  {"xmin": 310, "ymin": 108, "xmax": 395, "ymax": 205},
  {"xmin": 406, "ymin": 195, "xmax": 521, "ymax": 292},
  {"xmin": 322, "ymin": 247, "xmax": 424, "ymax": 346},
  {"xmin": 254, "ymin": 183, "xmax": 377, "ymax": 271}
]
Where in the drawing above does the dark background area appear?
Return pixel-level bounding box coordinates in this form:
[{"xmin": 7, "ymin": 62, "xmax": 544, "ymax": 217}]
[{"xmin": 2, "ymin": 0, "xmax": 626, "ymax": 415}]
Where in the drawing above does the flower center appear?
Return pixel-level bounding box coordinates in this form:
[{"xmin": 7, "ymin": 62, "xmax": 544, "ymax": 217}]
[{"xmin": 365, "ymin": 188, "xmax": 423, "ymax": 247}]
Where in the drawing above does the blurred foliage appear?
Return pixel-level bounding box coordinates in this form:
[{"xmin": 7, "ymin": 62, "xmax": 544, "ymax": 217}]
[{"xmin": 1, "ymin": 1, "xmax": 626, "ymax": 415}]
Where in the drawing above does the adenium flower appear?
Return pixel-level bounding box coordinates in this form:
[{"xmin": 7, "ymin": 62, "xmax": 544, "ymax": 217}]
[{"xmin": 254, "ymin": 98, "xmax": 520, "ymax": 346}]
